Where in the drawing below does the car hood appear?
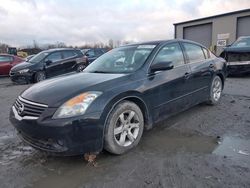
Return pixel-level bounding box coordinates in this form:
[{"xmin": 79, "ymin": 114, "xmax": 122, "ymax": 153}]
[
  {"xmin": 11, "ymin": 61, "xmax": 32, "ymax": 71},
  {"xmin": 223, "ymin": 46, "xmax": 250, "ymax": 53},
  {"xmin": 21, "ymin": 72, "xmax": 127, "ymax": 107}
]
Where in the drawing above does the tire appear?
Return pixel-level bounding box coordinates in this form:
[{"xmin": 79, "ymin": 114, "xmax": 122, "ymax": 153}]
[
  {"xmin": 207, "ymin": 75, "xmax": 223, "ymax": 105},
  {"xmin": 76, "ymin": 64, "xmax": 86, "ymax": 72},
  {"xmin": 34, "ymin": 71, "xmax": 46, "ymax": 83},
  {"xmin": 104, "ymin": 100, "xmax": 144, "ymax": 155}
]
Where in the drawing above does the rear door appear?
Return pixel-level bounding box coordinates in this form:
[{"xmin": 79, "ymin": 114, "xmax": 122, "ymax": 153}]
[
  {"xmin": 181, "ymin": 42, "xmax": 214, "ymax": 103},
  {"xmin": 145, "ymin": 42, "xmax": 192, "ymax": 122},
  {"xmin": 44, "ymin": 52, "xmax": 64, "ymax": 77},
  {"xmin": 61, "ymin": 50, "xmax": 78, "ymax": 73},
  {"xmin": 0, "ymin": 55, "xmax": 13, "ymax": 75}
]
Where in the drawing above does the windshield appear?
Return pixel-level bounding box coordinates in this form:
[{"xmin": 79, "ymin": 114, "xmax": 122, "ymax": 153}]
[
  {"xmin": 232, "ymin": 37, "xmax": 250, "ymax": 47},
  {"xmin": 29, "ymin": 51, "xmax": 49, "ymax": 63},
  {"xmin": 84, "ymin": 45, "xmax": 156, "ymax": 73}
]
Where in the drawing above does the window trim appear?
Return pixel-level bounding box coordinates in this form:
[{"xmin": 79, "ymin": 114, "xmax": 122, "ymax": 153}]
[
  {"xmin": 62, "ymin": 50, "xmax": 77, "ymax": 60},
  {"xmin": 45, "ymin": 51, "xmax": 63, "ymax": 63},
  {"xmin": 181, "ymin": 42, "xmax": 206, "ymax": 64}
]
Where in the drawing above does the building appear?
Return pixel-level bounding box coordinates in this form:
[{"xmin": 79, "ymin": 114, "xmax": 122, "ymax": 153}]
[{"xmin": 174, "ymin": 9, "xmax": 250, "ymax": 55}]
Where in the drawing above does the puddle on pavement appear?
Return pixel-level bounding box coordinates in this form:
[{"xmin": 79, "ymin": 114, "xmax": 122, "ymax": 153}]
[
  {"xmin": 30, "ymin": 128, "xmax": 220, "ymax": 188},
  {"xmin": 2, "ymin": 127, "xmax": 250, "ymax": 188},
  {"xmin": 213, "ymin": 136, "xmax": 250, "ymax": 160}
]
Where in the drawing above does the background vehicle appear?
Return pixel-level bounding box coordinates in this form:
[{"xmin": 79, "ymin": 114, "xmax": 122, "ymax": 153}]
[
  {"xmin": 220, "ymin": 36, "xmax": 250, "ymax": 75},
  {"xmin": 10, "ymin": 48, "xmax": 87, "ymax": 83},
  {"xmin": 9, "ymin": 40, "xmax": 227, "ymax": 156},
  {"xmin": 81, "ymin": 48, "xmax": 109, "ymax": 64},
  {"xmin": 7, "ymin": 47, "xmax": 17, "ymax": 55},
  {"xmin": 0, "ymin": 54, "xmax": 23, "ymax": 76}
]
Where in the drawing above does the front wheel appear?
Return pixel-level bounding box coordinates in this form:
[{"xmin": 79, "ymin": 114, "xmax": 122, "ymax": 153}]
[
  {"xmin": 207, "ymin": 75, "xmax": 223, "ymax": 105},
  {"xmin": 34, "ymin": 71, "xmax": 46, "ymax": 83},
  {"xmin": 104, "ymin": 101, "xmax": 144, "ymax": 155}
]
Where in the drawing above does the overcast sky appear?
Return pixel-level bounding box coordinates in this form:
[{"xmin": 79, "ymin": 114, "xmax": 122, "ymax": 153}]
[{"xmin": 0, "ymin": 0, "xmax": 250, "ymax": 47}]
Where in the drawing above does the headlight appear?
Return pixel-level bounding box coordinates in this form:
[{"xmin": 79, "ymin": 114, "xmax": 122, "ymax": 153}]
[
  {"xmin": 18, "ymin": 69, "xmax": 29, "ymax": 74},
  {"xmin": 52, "ymin": 91, "xmax": 102, "ymax": 119}
]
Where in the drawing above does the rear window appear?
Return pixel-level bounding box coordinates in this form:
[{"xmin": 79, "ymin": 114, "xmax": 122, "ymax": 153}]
[
  {"xmin": 0, "ymin": 56, "xmax": 13, "ymax": 63},
  {"xmin": 183, "ymin": 43, "xmax": 205, "ymax": 63}
]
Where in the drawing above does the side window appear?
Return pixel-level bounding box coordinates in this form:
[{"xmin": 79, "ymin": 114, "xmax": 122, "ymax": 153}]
[
  {"xmin": 202, "ymin": 47, "xmax": 210, "ymax": 59},
  {"xmin": 183, "ymin": 43, "xmax": 205, "ymax": 63},
  {"xmin": 0, "ymin": 56, "xmax": 13, "ymax": 63},
  {"xmin": 63, "ymin": 51, "xmax": 76, "ymax": 59},
  {"xmin": 46, "ymin": 52, "xmax": 62, "ymax": 62},
  {"xmin": 153, "ymin": 43, "xmax": 185, "ymax": 67}
]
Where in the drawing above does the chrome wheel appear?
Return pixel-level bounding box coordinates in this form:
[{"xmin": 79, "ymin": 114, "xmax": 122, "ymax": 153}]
[
  {"xmin": 212, "ymin": 77, "xmax": 222, "ymax": 101},
  {"xmin": 114, "ymin": 110, "xmax": 140, "ymax": 147}
]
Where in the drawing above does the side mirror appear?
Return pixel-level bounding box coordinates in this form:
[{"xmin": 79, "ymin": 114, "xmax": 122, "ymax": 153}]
[
  {"xmin": 45, "ymin": 60, "xmax": 52, "ymax": 65},
  {"xmin": 150, "ymin": 61, "xmax": 174, "ymax": 73},
  {"xmin": 85, "ymin": 53, "xmax": 90, "ymax": 57}
]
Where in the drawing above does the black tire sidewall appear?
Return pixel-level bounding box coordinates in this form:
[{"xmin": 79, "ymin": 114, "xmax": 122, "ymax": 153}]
[
  {"xmin": 104, "ymin": 101, "xmax": 144, "ymax": 155},
  {"xmin": 34, "ymin": 71, "xmax": 46, "ymax": 83}
]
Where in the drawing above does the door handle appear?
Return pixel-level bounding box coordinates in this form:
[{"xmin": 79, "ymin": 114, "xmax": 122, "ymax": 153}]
[
  {"xmin": 184, "ymin": 72, "xmax": 190, "ymax": 79},
  {"xmin": 209, "ymin": 64, "xmax": 214, "ymax": 68}
]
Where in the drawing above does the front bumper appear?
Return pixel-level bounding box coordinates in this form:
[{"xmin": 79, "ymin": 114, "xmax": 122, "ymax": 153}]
[
  {"xmin": 9, "ymin": 106, "xmax": 104, "ymax": 156},
  {"xmin": 227, "ymin": 61, "xmax": 250, "ymax": 75},
  {"xmin": 9, "ymin": 71, "xmax": 33, "ymax": 84}
]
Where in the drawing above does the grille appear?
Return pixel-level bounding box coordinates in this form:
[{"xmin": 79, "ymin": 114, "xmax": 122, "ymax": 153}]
[{"xmin": 14, "ymin": 96, "xmax": 48, "ymax": 118}]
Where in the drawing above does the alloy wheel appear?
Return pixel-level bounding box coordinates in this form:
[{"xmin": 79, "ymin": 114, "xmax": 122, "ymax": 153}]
[
  {"xmin": 114, "ymin": 110, "xmax": 140, "ymax": 147},
  {"xmin": 212, "ymin": 77, "xmax": 222, "ymax": 101}
]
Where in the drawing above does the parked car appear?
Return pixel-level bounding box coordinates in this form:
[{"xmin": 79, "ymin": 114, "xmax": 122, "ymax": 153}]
[
  {"xmin": 10, "ymin": 48, "xmax": 87, "ymax": 83},
  {"xmin": 220, "ymin": 36, "xmax": 250, "ymax": 75},
  {"xmin": 9, "ymin": 39, "xmax": 227, "ymax": 156},
  {"xmin": 0, "ymin": 54, "xmax": 23, "ymax": 76},
  {"xmin": 81, "ymin": 48, "xmax": 109, "ymax": 64}
]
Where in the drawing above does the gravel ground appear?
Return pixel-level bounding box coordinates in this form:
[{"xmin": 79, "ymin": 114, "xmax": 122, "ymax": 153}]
[{"xmin": 0, "ymin": 76, "xmax": 250, "ymax": 188}]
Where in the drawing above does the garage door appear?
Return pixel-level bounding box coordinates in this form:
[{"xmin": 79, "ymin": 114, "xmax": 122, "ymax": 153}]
[
  {"xmin": 237, "ymin": 16, "xmax": 250, "ymax": 38},
  {"xmin": 183, "ymin": 23, "xmax": 212, "ymax": 48}
]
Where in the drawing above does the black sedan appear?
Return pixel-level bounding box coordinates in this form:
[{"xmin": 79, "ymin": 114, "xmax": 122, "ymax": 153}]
[
  {"xmin": 220, "ymin": 36, "xmax": 250, "ymax": 75},
  {"xmin": 9, "ymin": 39, "xmax": 227, "ymax": 156}
]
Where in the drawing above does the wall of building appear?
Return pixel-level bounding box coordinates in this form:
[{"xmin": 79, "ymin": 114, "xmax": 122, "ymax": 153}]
[{"xmin": 175, "ymin": 11, "xmax": 250, "ymax": 55}]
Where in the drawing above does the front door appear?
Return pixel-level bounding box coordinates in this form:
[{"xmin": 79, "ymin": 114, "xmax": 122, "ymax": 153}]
[
  {"xmin": 144, "ymin": 42, "xmax": 191, "ymax": 122},
  {"xmin": 44, "ymin": 52, "xmax": 63, "ymax": 77}
]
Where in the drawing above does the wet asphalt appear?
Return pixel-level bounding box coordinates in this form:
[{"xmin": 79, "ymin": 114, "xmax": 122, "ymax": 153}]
[{"xmin": 0, "ymin": 75, "xmax": 250, "ymax": 188}]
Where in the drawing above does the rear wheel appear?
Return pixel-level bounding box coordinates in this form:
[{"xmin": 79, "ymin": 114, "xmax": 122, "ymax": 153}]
[
  {"xmin": 34, "ymin": 71, "xmax": 46, "ymax": 83},
  {"xmin": 76, "ymin": 64, "xmax": 86, "ymax": 72},
  {"xmin": 207, "ymin": 75, "xmax": 223, "ymax": 105},
  {"xmin": 104, "ymin": 101, "xmax": 144, "ymax": 155}
]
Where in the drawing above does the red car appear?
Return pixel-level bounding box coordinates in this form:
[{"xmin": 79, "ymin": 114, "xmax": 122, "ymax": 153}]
[{"xmin": 0, "ymin": 54, "xmax": 24, "ymax": 76}]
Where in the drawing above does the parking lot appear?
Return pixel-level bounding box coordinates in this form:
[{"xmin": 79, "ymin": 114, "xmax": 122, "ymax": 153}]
[{"xmin": 0, "ymin": 76, "xmax": 250, "ymax": 188}]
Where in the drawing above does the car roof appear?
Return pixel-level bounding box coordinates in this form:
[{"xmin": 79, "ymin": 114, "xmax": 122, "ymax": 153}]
[
  {"xmin": 123, "ymin": 39, "xmax": 207, "ymax": 48},
  {"xmin": 43, "ymin": 48, "xmax": 79, "ymax": 53}
]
